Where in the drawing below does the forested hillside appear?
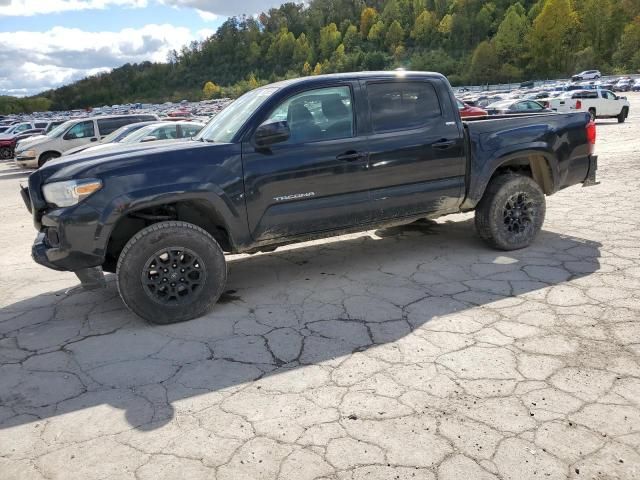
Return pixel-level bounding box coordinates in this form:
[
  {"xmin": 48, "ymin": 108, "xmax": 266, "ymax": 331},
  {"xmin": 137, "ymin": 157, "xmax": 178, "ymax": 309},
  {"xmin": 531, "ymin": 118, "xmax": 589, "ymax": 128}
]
[{"xmin": 23, "ymin": 0, "xmax": 640, "ymax": 110}]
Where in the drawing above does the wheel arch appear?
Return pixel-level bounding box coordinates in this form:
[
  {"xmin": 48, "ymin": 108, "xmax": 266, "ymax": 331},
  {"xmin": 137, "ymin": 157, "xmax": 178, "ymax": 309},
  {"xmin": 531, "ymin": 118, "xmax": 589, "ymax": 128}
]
[
  {"xmin": 463, "ymin": 149, "xmax": 557, "ymax": 210},
  {"xmin": 102, "ymin": 195, "xmax": 236, "ymax": 272}
]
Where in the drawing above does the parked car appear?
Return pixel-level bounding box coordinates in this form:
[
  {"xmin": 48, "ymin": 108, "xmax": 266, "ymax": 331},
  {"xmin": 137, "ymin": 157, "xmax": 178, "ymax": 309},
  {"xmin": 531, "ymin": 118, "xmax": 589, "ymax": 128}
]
[
  {"xmin": 456, "ymin": 99, "xmax": 488, "ymax": 118},
  {"xmin": 632, "ymin": 80, "xmax": 640, "ymax": 92},
  {"xmin": 73, "ymin": 121, "xmax": 204, "ymax": 155},
  {"xmin": 63, "ymin": 121, "xmax": 159, "ymax": 156},
  {"xmin": 14, "ymin": 114, "xmax": 158, "ymax": 168},
  {"xmin": 613, "ymin": 78, "xmax": 633, "ymax": 92},
  {"xmin": 0, "ymin": 128, "xmax": 45, "ymax": 159},
  {"xmin": 546, "ymin": 89, "xmax": 630, "ymax": 122},
  {"xmin": 21, "ymin": 71, "xmax": 598, "ymax": 323},
  {"xmin": 572, "ymin": 70, "xmax": 601, "ymax": 81},
  {"xmin": 485, "ymin": 99, "xmax": 551, "ymax": 115}
]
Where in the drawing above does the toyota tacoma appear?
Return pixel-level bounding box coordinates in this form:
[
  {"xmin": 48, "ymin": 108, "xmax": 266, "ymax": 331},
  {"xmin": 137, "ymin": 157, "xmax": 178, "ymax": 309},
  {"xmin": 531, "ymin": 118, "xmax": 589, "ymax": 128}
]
[{"xmin": 21, "ymin": 71, "xmax": 598, "ymax": 324}]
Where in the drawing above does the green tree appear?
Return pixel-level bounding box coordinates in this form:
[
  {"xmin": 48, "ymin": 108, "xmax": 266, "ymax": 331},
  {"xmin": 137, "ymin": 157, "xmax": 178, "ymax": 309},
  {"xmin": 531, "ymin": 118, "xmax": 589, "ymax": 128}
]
[
  {"xmin": 293, "ymin": 32, "xmax": 313, "ymax": 65},
  {"xmin": 494, "ymin": 3, "xmax": 529, "ymax": 65},
  {"xmin": 385, "ymin": 20, "xmax": 405, "ymax": 51},
  {"xmin": 367, "ymin": 20, "xmax": 386, "ymax": 46},
  {"xmin": 468, "ymin": 40, "xmax": 500, "ymax": 83},
  {"xmin": 528, "ymin": 0, "xmax": 580, "ymax": 76},
  {"xmin": 411, "ymin": 10, "xmax": 437, "ymax": 45},
  {"xmin": 319, "ymin": 23, "xmax": 342, "ymax": 59},
  {"xmin": 613, "ymin": 16, "xmax": 640, "ymax": 70},
  {"xmin": 343, "ymin": 24, "xmax": 361, "ymax": 52}
]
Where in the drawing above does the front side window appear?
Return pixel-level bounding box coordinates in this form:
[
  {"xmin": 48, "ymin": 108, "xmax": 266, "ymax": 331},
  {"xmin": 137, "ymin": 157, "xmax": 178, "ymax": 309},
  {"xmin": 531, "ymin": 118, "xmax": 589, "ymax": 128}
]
[
  {"xmin": 151, "ymin": 125, "xmax": 178, "ymax": 140},
  {"xmin": 15, "ymin": 123, "xmax": 31, "ymax": 133},
  {"xmin": 602, "ymin": 91, "xmax": 616, "ymax": 100},
  {"xmin": 180, "ymin": 124, "xmax": 203, "ymax": 137},
  {"xmin": 263, "ymin": 86, "xmax": 353, "ymax": 144},
  {"xmin": 65, "ymin": 121, "xmax": 95, "ymax": 140},
  {"xmin": 367, "ymin": 81, "xmax": 441, "ymax": 133}
]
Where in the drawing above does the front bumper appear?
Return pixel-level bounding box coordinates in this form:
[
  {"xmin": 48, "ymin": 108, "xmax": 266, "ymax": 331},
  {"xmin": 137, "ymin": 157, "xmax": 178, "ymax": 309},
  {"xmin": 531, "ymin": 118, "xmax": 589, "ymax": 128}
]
[
  {"xmin": 583, "ymin": 155, "xmax": 599, "ymax": 187},
  {"xmin": 15, "ymin": 155, "xmax": 37, "ymax": 168}
]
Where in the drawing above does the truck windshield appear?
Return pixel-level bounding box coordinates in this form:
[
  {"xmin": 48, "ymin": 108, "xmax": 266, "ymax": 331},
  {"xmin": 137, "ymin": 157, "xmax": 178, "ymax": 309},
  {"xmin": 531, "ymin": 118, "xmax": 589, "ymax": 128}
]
[{"xmin": 195, "ymin": 87, "xmax": 278, "ymax": 143}]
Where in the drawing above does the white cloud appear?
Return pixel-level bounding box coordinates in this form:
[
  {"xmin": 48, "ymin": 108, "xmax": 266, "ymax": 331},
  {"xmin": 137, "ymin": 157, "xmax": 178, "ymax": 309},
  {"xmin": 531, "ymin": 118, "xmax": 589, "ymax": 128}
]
[
  {"xmin": 160, "ymin": 0, "xmax": 291, "ymax": 17},
  {"xmin": 0, "ymin": 0, "xmax": 148, "ymax": 16},
  {"xmin": 0, "ymin": 24, "xmax": 206, "ymax": 96},
  {"xmin": 196, "ymin": 9, "xmax": 218, "ymax": 22}
]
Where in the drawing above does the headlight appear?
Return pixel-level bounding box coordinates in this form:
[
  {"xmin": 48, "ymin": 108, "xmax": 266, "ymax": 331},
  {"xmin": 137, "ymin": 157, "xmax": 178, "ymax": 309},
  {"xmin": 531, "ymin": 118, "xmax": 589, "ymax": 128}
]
[
  {"xmin": 42, "ymin": 179, "xmax": 102, "ymax": 207},
  {"xmin": 18, "ymin": 149, "xmax": 36, "ymax": 157}
]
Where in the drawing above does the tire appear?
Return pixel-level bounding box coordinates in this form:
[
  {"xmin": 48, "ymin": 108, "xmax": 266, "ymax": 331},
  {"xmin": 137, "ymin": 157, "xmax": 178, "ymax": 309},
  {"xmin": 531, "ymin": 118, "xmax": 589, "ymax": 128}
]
[
  {"xmin": 618, "ymin": 107, "xmax": 628, "ymax": 123},
  {"xmin": 38, "ymin": 152, "xmax": 60, "ymax": 167},
  {"xmin": 475, "ymin": 174, "xmax": 546, "ymax": 251},
  {"xmin": 0, "ymin": 147, "xmax": 12, "ymax": 160},
  {"xmin": 116, "ymin": 221, "xmax": 227, "ymax": 324}
]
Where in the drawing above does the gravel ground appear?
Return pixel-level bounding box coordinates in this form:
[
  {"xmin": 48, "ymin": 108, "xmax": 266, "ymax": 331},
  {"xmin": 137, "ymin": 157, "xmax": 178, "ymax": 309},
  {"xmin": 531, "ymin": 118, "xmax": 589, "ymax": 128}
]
[{"xmin": 1, "ymin": 96, "xmax": 639, "ymax": 480}]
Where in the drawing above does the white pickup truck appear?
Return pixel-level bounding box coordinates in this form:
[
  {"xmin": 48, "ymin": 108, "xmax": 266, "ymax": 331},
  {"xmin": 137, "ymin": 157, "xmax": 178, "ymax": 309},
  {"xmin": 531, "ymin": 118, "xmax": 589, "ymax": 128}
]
[{"xmin": 544, "ymin": 89, "xmax": 630, "ymax": 122}]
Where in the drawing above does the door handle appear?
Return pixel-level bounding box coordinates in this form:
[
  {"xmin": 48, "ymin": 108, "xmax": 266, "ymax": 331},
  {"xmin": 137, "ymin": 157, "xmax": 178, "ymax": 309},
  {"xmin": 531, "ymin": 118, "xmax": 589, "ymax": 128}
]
[
  {"xmin": 431, "ymin": 139, "xmax": 456, "ymax": 150},
  {"xmin": 336, "ymin": 150, "xmax": 367, "ymax": 161}
]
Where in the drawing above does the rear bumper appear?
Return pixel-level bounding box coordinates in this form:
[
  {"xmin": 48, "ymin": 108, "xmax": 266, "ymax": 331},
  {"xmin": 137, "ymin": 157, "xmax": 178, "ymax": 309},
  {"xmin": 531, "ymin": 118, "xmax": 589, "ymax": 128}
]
[{"xmin": 583, "ymin": 155, "xmax": 599, "ymax": 187}]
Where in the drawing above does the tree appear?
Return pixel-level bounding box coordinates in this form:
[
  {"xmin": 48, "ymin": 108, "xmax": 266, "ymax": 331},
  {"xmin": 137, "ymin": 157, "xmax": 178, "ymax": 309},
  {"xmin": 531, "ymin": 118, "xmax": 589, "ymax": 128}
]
[
  {"xmin": 293, "ymin": 32, "xmax": 313, "ymax": 65},
  {"xmin": 385, "ymin": 20, "xmax": 405, "ymax": 51},
  {"xmin": 494, "ymin": 3, "xmax": 529, "ymax": 65},
  {"xmin": 412, "ymin": 10, "xmax": 437, "ymax": 45},
  {"xmin": 613, "ymin": 16, "xmax": 640, "ymax": 70},
  {"xmin": 367, "ymin": 20, "xmax": 386, "ymax": 46},
  {"xmin": 360, "ymin": 7, "xmax": 378, "ymax": 36},
  {"xmin": 528, "ymin": 0, "xmax": 580, "ymax": 76},
  {"xmin": 319, "ymin": 23, "xmax": 342, "ymax": 59},
  {"xmin": 343, "ymin": 24, "xmax": 361, "ymax": 51},
  {"xmin": 202, "ymin": 81, "xmax": 221, "ymax": 99},
  {"xmin": 468, "ymin": 41, "xmax": 500, "ymax": 84}
]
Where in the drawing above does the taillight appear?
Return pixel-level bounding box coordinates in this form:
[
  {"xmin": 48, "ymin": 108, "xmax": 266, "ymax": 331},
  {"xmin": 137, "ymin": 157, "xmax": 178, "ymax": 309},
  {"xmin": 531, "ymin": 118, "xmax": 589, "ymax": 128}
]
[
  {"xmin": 576, "ymin": 100, "xmax": 582, "ymax": 110},
  {"xmin": 586, "ymin": 119, "xmax": 596, "ymax": 155}
]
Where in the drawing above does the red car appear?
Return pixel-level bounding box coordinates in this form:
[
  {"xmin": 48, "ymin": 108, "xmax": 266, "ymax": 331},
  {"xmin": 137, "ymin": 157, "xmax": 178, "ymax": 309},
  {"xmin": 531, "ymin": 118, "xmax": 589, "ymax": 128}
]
[
  {"xmin": 456, "ymin": 99, "xmax": 488, "ymax": 118},
  {"xmin": 0, "ymin": 128, "xmax": 45, "ymax": 159}
]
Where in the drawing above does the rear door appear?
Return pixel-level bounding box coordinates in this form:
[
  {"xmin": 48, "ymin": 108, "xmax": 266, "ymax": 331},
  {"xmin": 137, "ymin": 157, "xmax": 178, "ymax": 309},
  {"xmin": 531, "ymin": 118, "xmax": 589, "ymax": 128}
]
[
  {"xmin": 242, "ymin": 83, "xmax": 372, "ymax": 242},
  {"xmin": 362, "ymin": 78, "xmax": 466, "ymax": 219}
]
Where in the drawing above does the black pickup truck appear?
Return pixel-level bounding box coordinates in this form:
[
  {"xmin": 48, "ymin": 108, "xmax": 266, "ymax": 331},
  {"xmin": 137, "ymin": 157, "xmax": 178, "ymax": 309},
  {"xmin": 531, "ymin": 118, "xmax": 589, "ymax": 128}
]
[{"xmin": 21, "ymin": 71, "xmax": 598, "ymax": 324}]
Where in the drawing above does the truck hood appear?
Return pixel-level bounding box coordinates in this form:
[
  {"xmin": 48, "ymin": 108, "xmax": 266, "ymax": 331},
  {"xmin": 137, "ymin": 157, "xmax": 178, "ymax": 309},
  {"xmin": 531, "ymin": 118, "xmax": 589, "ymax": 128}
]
[{"xmin": 38, "ymin": 139, "xmax": 230, "ymax": 183}]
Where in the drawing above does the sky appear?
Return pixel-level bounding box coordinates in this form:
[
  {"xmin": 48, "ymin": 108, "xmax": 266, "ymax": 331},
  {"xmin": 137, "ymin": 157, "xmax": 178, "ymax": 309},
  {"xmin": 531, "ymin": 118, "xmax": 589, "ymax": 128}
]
[{"xmin": 0, "ymin": 0, "xmax": 291, "ymax": 97}]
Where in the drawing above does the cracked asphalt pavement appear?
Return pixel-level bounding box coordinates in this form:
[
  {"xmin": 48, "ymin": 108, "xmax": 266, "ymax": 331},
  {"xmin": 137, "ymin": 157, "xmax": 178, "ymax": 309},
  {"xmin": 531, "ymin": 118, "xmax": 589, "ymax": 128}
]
[{"xmin": 1, "ymin": 97, "xmax": 640, "ymax": 479}]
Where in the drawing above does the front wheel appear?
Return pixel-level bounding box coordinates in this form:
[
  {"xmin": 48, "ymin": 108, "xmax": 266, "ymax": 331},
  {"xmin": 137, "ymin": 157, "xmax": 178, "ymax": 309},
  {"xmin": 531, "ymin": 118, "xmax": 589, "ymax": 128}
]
[
  {"xmin": 475, "ymin": 174, "xmax": 546, "ymax": 251},
  {"xmin": 116, "ymin": 221, "xmax": 227, "ymax": 324},
  {"xmin": 618, "ymin": 107, "xmax": 628, "ymax": 123},
  {"xmin": 0, "ymin": 146, "xmax": 12, "ymax": 159}
]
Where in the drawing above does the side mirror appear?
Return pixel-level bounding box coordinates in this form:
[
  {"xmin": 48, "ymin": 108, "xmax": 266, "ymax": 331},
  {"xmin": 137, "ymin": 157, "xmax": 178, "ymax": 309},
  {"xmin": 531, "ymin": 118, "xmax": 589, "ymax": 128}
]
[
  {"xmin": 141, "ymin": 136, "xmax": 158, "ymax": 143},
  {"xmin": 64, "ymin": 132, "xmax": 77, "ymax": 140},
  {"xmin": 255, "ymin": 121, "xmax": 290, "ymax": 147}
]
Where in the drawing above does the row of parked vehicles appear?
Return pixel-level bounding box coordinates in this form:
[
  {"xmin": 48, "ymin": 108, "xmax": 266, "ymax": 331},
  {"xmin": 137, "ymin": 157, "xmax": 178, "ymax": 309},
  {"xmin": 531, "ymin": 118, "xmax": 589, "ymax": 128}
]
[
  {"xmin": 0, "ymin": 115, "xmax": 205, "ymax": 168},
  {"xmin": 456, "ymin": 85, "xmax": 631, "ymax": 122}
]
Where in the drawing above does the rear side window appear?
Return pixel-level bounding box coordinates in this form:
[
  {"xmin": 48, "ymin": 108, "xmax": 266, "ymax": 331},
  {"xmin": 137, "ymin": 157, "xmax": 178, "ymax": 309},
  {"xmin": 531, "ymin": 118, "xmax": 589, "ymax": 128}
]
[
  {"xmin": 35, "ymin": 122, "xmax": 47, "ymax": 128},
  {"xmin": 367, "ymin": 81, "xmax": 441, "ymax": 133}
]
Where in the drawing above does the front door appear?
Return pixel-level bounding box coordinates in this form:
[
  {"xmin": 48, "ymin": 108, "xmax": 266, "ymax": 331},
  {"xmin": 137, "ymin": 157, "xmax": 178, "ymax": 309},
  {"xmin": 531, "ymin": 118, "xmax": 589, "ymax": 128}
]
[
  {"xmin": 362, "ymin": 79, "xmax": 466, "ymax": 219},
  {"xmin": 242, "ymin": 84, "xmax": 372, "ymax": 243}
]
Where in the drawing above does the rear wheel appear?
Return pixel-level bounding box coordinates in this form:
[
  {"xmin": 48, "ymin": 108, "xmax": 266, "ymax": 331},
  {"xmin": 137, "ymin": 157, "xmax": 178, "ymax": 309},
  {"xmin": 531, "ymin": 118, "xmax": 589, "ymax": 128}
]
[
  {"xmin": 38, "ymin": 152, "xmax": 60, "ymax": 167},
  {"xmin": 475, "ymin": 174, "xmax": 546, "ymax": 251},
  {"xmin": 0, "ymin": 147, "xmax": 12, "ymax": 159},
  {"xmin": 618, "ymin": 107, "xmax": 628, "ymax": 123},
  {"xmin": 116, "ymin": 221, "xmax": 227, "ymax": 324}
]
